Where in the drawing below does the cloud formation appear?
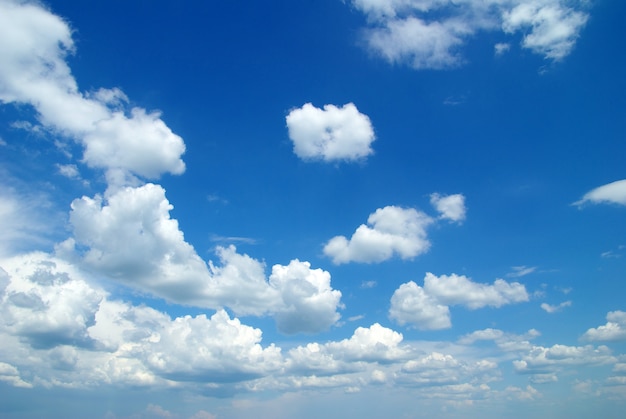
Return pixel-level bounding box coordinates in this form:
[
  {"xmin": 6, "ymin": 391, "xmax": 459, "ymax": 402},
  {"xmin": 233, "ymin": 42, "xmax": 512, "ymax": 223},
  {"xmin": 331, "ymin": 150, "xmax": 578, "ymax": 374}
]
[
  {"xmin": 323, "ymin": 205, "xmax": 433, "ymax": 264},
  {"xmin": 390, "ymin": 273, "xmax": 529, "ymax": 330},
  {"xmin": 351, "ymin": 0, "xmax": 590, "ymax": 69},
  {"xmin": 582, "ymin": 311, "xmax": 626, "ymax": 342},
  {"xmin": 0, "ymin": 0, "xmax": 186, "ymax": 186},
  {"xmin": 430, "ymin": 193, "xmax": 466, "ymax": 223},
  {"xmin": 285, "ymin": 103, "xmax": 375, "ymax": 162},
  {"xmin": 575, "ymin": 179, "xmax": 626, "ymax": 207}
]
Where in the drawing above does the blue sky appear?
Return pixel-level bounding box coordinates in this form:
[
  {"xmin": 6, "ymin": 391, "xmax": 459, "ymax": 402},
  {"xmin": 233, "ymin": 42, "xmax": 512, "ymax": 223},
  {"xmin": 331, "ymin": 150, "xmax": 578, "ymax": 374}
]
[{"xmin": 0, "ymin": 0, "xmax": 625, "ymax": 417}]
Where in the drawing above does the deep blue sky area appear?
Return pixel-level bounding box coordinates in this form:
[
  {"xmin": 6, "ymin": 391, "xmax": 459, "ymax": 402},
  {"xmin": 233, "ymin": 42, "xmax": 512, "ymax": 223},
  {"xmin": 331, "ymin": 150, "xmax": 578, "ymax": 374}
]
[{"xmin": 1, "ymin": 1, "xmax": 625, "ymax": 418}]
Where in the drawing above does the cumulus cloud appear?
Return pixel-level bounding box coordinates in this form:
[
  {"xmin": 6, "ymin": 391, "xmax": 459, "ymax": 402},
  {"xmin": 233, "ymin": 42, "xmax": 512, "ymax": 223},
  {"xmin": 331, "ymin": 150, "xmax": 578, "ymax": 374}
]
[
  {"xmin": 581, "ymin": 311, "xmax": 626, "ymax": 342},
  {"xmin": 430, "ymin": 193, "xmax": 466, "ymax": 223},
  {"xmin": 285, "ymin": 103, "xmax": 375, "ymax": 162},
  {"xmin": 389, "ymin": 273, "xmax": 529, "ymax": 329},
  {"xmin": 513, "ymin": 344, "xmax": 616, "ymax": 376},
  {"xmin": 323, "ymin": 206, "xmax": 434, "ymax": 264},
  {"xmin": 389, "ymin": 281, "xmax": 451, "ymax": 330},
  {"xmin": 59, "ymin": 183, "xmax": 342, "ymax": 333},
  {"xmin": 0, "ymin": 0, "xmax": 186, "ymax": 186},
  {"xmin": 574, "ymin": 179, "xmax": 626, "ymax": 207},
  {"xmin": 424, "ymin": 272, "xmax": 529, "ymax": 309},
  {"xmin": 351, "ymin": 0, "xmax": 590, "ymax": 69}
]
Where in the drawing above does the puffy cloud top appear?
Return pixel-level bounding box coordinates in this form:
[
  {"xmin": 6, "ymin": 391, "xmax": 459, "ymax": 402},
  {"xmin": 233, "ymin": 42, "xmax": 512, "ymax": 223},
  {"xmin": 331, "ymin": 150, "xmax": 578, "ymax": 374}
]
[
  {"xmin": 430, "ymin": 193, "xmax": 466, "ymax": 223},
  {"xmin": 286, "ymin": 103, "xmax": 375, "ymax": 162},
  {"xmin": 581, "ymin": 311, "xmax": 626, "ymax": 342},
  {"xmin": 324, "ymin": 206, "xmax": 433, "ymax": 264}
]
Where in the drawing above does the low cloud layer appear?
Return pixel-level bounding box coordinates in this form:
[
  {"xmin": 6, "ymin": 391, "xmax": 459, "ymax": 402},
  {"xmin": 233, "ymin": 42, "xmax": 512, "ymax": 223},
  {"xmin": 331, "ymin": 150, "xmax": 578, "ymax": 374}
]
[{"xmin": 285, "ymin": 103, "xmax": 375, "ymax": 162}]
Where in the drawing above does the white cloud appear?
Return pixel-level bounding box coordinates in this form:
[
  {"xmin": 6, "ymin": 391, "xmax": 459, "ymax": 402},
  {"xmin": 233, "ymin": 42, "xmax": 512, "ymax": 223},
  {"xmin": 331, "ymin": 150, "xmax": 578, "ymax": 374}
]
[
  {"xmin": 423, "ymin": 272, "xmax": 529, "ymax": 309},
  {"xmin": 575, "ymin": 179, "xmax": 626, "ymax": 207},
  {"xmin": 389, "ymin": 281, "xmax": 451, "ymax": 330},
  {"xmin": 581, "ymin": 311, "xmax": 626, "ymax": 342},
  {"xmin": 390, "ymin": 273, "xmax": 529, "ymax": 329},
  {"xmin": 513, "ymin": 344, "xmax": 616, "ymax": 375},
  {"xmin": 458, "ymin": 328, "xmax": 540, "ymax": 352},
  {"xmin": 351, "ymin": 0, "xmax": 590, "ymax": 69},
  {"xmin": 506, "ymin": 265, "xmax": 537, "ymax": 278},
  {"xmin": 269, "ymin": 260, "xmax": 343, "ymax": 335},
  {"xmin": 0, "ymin": 0, "xmax": 186, "ymax": 186},
  {"xmin": 60, "ymin": 183, "xmax": 342, "ymax": 333},
  {"xmin": 323, "ymin": 206, "xmax": 433, "ymax": 264},
  {"xmin": 430, "ymin": 193, "xmax": 466, "ymax": 223},
  {"xmin": 540, "ymin": 301, "xmax": 572, "ymax": 313},
  {"xmin": 494, "ymin": 42, "xmax": 511, "ymax": 55},
  {"xmin": 285, "ymin": 103, "xmax": 375, "ymax": 162}
]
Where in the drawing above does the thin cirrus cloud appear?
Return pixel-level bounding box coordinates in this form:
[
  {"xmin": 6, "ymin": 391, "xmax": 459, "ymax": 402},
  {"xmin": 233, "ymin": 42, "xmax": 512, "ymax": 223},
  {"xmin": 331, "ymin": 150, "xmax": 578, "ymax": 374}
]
[
  {"xmin": 389, "ymin": 273, "xmax": 529, "ymax": 330},
  {"xmin": 574, "ymin": 179, "xmax": 626, "ymax": 207},
  {"xmin": 285, "ymin": 102, "xmax": 376, "ymax": 162},
  {"xmin": 351, "ymin": 0, "xmax": 590, "ymax": 69},
  {"xmin": 324, "ymin": 194, "xmax": 465, "ymax": 264}
]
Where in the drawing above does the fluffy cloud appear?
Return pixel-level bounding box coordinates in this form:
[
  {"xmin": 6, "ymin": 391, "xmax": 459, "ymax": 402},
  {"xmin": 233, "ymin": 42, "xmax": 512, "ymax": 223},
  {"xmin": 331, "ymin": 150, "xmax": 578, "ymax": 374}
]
[
  {"xmin": 0, "ymin": 0, "xmax": 185, "ymax": 185},
  {"xmin": 389, "ymin": 281, "xmax": 451, "ymax": 330},
  {"xmin": 323, "ymin": 206, "xmax": 433, "ymax": 264},
  {"xmin": 430, "ymin": 193, "xmax": 466, "ymax": 223},
  {"xmin": 351, "ymin": 0, "xmax": 590, "ymax": 69},
  {"xmin": 423, "ymin": 273, "xmax": 529, "ymax": 309},
  {"xmin": 285, "ymin": 103, "xmax": 375, "ymax": 162},
  {"xmin": 389, "ymin": 273, "xmax": 529, "ymax": 329},
  {"xmin": 513, "ymin": 344, "xmax": 616, "ymax": 375},
  {"xmin": 575, "ymin": 179, "xmax": 626, "ymax": 207},
  {"xmin": 269, "ymin": 260, "xmax": 343, "ymax": 335},
  {"xmin": 581, "ymin": 311, "xmax": 626, "ymax": 342},
  {"xmin": 62, "ymin": 183, "xmax": 342, "ymax": 333}
]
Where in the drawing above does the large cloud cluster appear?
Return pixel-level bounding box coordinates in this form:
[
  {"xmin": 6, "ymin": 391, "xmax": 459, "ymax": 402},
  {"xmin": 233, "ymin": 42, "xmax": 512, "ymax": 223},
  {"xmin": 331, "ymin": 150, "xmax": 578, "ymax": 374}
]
[{"xmin": 351, "ymin": 0, "xmax": 590, "ymax": 69}]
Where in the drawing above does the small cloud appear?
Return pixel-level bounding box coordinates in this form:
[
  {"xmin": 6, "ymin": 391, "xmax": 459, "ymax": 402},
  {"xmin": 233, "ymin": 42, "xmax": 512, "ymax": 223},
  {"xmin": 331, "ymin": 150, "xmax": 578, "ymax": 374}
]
[
  {"xmin": 581, "ymin": 310, "xmax": 626, "ymax": 342},
  {"xmin": 360, "ymin": 280, "xmax": 377, "ymax": 289},
  {"xmin": 494, "ymin": 42, "xmax": 511, "ymax": 55},
  {"xmin": 601, "ymin": 245, "xmax": 624, "ymax": 259},
  {"xmin": 209, "ymin": 234, "xmax": 257, "ymax": 245},
  {"xmin": 443, "ymin": 96, "xmax": 466, "ymax": 106},
  {"xmin": 285, "ymin": 103, "xmax": 375, "ymax": 162},
  {"xmin": 347, "ymin": 315, "xmax": 364, "ymax": 322},
  {"xmin": 574, "ymin": 179, "xmax": 626, "ymax": 207},
  {"xmin": 430, "ymin": 193, "xmax": 466, "ymax": 223},
  {"xmin": 541, "ymin": 301, "xmax": 572, "ymax": 314},
  {"xmin": 0, "ymin": 137, "xmax": 6, "ymax": 146},
  {"xmin": 507, "ymin": 266, "xmax": 537, "ymax": 278}
]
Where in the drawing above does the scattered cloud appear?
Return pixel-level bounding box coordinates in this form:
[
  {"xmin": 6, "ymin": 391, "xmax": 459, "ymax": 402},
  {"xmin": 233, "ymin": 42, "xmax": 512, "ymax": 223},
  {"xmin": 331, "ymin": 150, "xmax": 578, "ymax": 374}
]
[
  {"xmin": 494, "ymin": 42, "xmax": 511, "ymax": 55},
  {"xmin": 513, "ymin": 344, "xmax": 616, "ymax": 376},
  {"xmin": 360, "ymin": 280, "xmax": 377, "ymax": 289},
  {"xmin": 323, "ymin": 205, "xmax": 433, "ymax": 264},
  {"xmin": 351, "ymin": 0, "xmax": 590, "ymax": 69},
  {"xmin": 430, "ymin": 193, "xmax": 466, "ymax": 223},
  {"xmin": 285, "ymin": 103, "xmax": 375, "ymax": 162},
  {"xmin": 423, "ymin": 272, "xmax": 529, "ymax": 309},
  {"xmin": 541, "ymin": 301, "xmax": 572, "ymax": 313},
  {"xmin": 390, "ymin": 273, "xmax": 528, "ymax": 330},
  {"xmin": 574, "ymin": 179, "xmax": 626, "ymax": 207},
  {"xmin": 0, "ymin": 0, "xmax": 186, "ymax": 187},
  {"xmin": 581, "ymin": 311, "xmax": 626, "ymax": 342},
  {"xmin": 507, "ymin": 265, "xmax": 537, "ymax": 278}
]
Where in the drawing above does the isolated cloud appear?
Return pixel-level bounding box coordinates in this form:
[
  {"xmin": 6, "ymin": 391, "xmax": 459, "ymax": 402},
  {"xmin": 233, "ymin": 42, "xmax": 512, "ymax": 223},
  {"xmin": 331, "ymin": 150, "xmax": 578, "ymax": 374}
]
[
  {"xmin": 575, "ymin": 179, "xmax": 626, "ymax": 207},
  {"xmin": 423, "ymin": 273, "xmax": 529, "ymax": 309},
  {"xmin": 351, "ymin": 0, "xmax": 590, "ymax": 69},
  {"xmin": 0, "ymin": 0, "xmax": 186, "ymax": 184},
  {"xmin": 285, "ymin": 103, "xmax": 375, "ymax": 162},
  {"xmin": 389, "ymin": 281, "xmax": 451, "ymax": 330},
  {"xmin": 541, "ymin": 301, "xmax": 572, "ymax": 313},
  {"xmin": 390, "ymin": 273, "xmax": 529, "ymax": 329},
  {"xmin": 324, "ymin": 206, "xmax": 433, "ymax": 264},
  {"xmin": 430, "ymin": 193, "xmax": 466, "ymax": 223},
  {"xmin": 581, "ymin": 311, "xmax": 626, "ymax": 342}
]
